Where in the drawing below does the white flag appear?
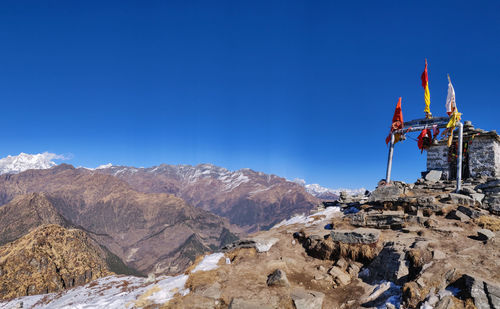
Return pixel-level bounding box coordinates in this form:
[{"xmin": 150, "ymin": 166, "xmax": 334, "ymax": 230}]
[{"xmin": 446, "ymin": 75, "xmax": 456, "ymax": 115}]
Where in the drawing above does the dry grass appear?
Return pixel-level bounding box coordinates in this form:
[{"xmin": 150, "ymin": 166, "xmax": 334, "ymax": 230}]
[
  {"xmin": 224, "ymin": 248, "xmax": 257, "ymax": 264},
  {"xmin": 185, "ymin": 269, "xmax": 219, "ymax": 291},
  {"xmin": 337, "ymin": 241, "xmax": 381, "ymax": 261},
  {"xmin": 474, "ymin": 215, "xmax": 500, "ymax": 231},
  {"xmin": 465, "ymin": 298, "xmax": 477, "ymax": 309},
  {"xmin": 407, "ymin": 248, "xmax": 432, "ymax": 269}
]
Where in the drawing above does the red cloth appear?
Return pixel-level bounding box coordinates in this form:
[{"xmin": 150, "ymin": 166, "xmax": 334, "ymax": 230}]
[
  {"xmin": 421, "ymin": 59, "xmax": 428, "ymax": 88},
  {"xmin": 385, "ymin": 97, "xmax": 404, "ymax": 144},
  {"xmin": 418, "ymin": 128, "xmax": 433, "ymax": 152}
]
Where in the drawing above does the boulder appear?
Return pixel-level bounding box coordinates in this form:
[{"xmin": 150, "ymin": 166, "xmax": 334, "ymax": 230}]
[
  {"xmin": 476, "ymin": 179, "xmax": 500, "ymax": 192},
  {"xmin": 460, "ymin": 186, "xmax": 477, "ymax": 195},
  {"xmin": 445, "ymin": 210, "xmax": 470, "ymax": 222},
  {"xmin": 477, "ymin": 229, "xmax": 495, "ymax": 241},
  {"xmin": 470, "ymin": 193, "xmax": 485, "ymax": 205},
  {"xmin": 368, "ymin": 183, "xmax": 405, "ymax": 203},
  {"xmin": 266, "ymin": 269, "xmax": 290, "ymax": 287},
  {"xmin": 457, "ymin": 206, "xmax": 482, "ymax": 219},
  {"xmin": 425, "ymin": 170, "xmax": 443, "ymax": 182},
  {"xmin": 363, "ymin": 211, "xmax": 406, "ymax": 229},
  {"xmin": 462, "ymin": 274, "xmax": 500, "ymax": 309},
  {"xmin": 448, "ymin": 193, "xmax": 476, "ymax": 206},
  {"xmin": 291, "ymin": 289, "xmax": 325, "ymax": 309},
  {"xmin": 328, "ymin": 266, "xmax": 351, "ymax": 285},
  {"xmin": 221, "ymin": 240, "xmax": 257, "ymax": 252},
  {"xmin": 330, "ymin": 228, "xmax": 380, "ymax": 244},
  {"xmin": 361, "ymin": 281, "xmax": 391, "ymax": 304}
]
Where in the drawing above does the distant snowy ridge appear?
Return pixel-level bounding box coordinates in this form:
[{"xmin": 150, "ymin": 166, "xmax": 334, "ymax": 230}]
[
  {"xmin": 291, "ymin": 178, "xmax": 366, "ymax": 198},
  {"xmin": 0, "ymin": 152, "xmax": 68, "ymax": 175}
]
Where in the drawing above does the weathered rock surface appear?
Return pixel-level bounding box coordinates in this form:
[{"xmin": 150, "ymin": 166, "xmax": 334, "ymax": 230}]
[
  {"xmin": 0, "ymin": 224, "xmax": 112, "ymax": 300},
  {"xmin": 330, "ymin": 228, "xmax": 380, "ymax": 244},
  {"xmin": 291, "ymin": 289, "xmax": 325, "ymax": 309},
  {"xmin": 448, "ymin": 193, "xmax": 476, "ymax": 206},
  {"xmin": 266, "ymin": 269, "xmax": 290, "ymax": 287},
  {"xmin": 350, "ymin": 211, "xmax": 406, "ymax": 229},
  {"xmin": 360, "ymin": 241, "xmax": 409, "ymax": 285},
  {"xmin": 425, "ymin": 170, "xmax": 443, "ymax": 182},
  {"xmin": 368, "ymin": 182, "xmax": 406, "ymax": 203},
  {"xmin": 477, "ymin": 228, "xmax": 495, "ymax": 241},
  {"xmin": 461, "ymin": 274, "xmax": 500, "ymax": 309}
]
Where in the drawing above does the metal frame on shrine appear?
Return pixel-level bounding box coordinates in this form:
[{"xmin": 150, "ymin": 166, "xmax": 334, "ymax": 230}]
[{"xmin": 385, "ymin": 116, "xmax": 464, "ymax": 192}]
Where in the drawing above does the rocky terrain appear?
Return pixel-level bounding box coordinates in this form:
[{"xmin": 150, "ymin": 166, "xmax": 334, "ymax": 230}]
[
  {"xmin": 0, "ymin": 224, "xmax": 112, "ymax": 300},
  {"xmin": 96, "ymin": 164, "xmax": 321, "ymax": 232},
  {"xmin": 2, "ymin": 172, "xmax": 499, "ymax": 308},
  {"xmin": 0, "ymin": 165, "xmax": 239, "ymax": 277}
]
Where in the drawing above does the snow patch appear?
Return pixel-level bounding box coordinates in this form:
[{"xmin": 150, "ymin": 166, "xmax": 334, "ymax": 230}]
[
  {"xmin": 191, "ymin": 252, "xmax": 225, "ymax": 273},
  {"xmin": 0, "ymin": 274, "xmax": 189, "ymax": 309},
  {"xmin": 251, "ymin": 237, "xmax": 279, "ymax": 252},
  {"xmin": 272, "ymin": 206, "xmax": 341, "ymax": 229}
]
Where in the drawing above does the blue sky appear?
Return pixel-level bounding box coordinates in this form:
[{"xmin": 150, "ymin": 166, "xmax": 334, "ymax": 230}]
[{"xmin": 0, "ymin": 1, "xmax": 499, "ymax": 189}]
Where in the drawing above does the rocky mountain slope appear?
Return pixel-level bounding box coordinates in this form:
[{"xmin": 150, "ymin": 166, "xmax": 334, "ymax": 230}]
[
  {"xmin": 3, "ymin": 175, "xmax": 499, "ymax": 308},
  {"xmin": 96, "ymin": 164, "xmax": 320, "ymax": 232},
  {"xmin": 0, "ymin": 224, "xmax": 112, "ymax": 300},
  {"xmin": 0, "ymin": 165, "xmax": 238, "ymax": 276},
  {"xmin": 0, "ymin": 193, "xmax": 70, "ymax": 246}
]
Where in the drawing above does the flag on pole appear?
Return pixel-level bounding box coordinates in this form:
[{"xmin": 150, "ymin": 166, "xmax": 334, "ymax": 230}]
[
  {"xmin": 445, "ymin": 74, "xmax": 456, "ymax": 116},
  {"xmin": 445, "ymin": 75, "xmax": 462, "ymax": 147},
  {"xmin": 421, "ymin": 59, "xmax": 432, "ymax": 118},
  {"xmin": 385, "ymin": 97, "xmax": 404, "ymax": 145}
]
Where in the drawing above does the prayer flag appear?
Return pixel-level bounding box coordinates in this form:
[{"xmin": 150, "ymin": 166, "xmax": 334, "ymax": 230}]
[
  {"xmin": 421, "ymin": 59, "xmax": 431, "ymax": 117},
  {"xmin": 446, "ymin": 75, "xmax": 456, "ymax": 116},
  {"xmin": 385, "ymin": 97, "xmax": 404, "ymax": 145}
]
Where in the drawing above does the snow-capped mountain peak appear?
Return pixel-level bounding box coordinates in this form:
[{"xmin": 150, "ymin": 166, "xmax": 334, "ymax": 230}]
[
  {"xmin": 0, "ymin": 152, "xmax": 67, "ymax": 175},
  {"xmin": 292, "ymin": 178, "xmax": 366, "ymax": 200}
]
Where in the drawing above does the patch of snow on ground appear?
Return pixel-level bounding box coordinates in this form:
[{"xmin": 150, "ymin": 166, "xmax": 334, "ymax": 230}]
[
  {"xmin": 251, "ymin": 237, "xmax": 279, "ymax": 252},
  {"xmin": 272, "ymin": 214, "xmax": 308, "ymax": 229},
  {"xmin": 191, "ymin": 252, "xmax": 225, "ymax": 273},
  {"xmin": 272, "ymin": 206, "xmax": 341, "ymax": 229},
  {"xmin": 0, "ymin": 274, "xmax": 189, "ymax": 309}
]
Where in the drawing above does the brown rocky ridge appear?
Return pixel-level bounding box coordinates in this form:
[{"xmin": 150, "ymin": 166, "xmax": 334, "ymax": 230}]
[
  {"xmin": 0, "ymin": 165, "xmax": 239, "ymax": 276},
  {"xmin": 96, "ymin": 163, "xmax": 320, "ymax": 232},
  {"xmin": 0, "ymin": 224, "xmax": 112, "ymax": 300}
]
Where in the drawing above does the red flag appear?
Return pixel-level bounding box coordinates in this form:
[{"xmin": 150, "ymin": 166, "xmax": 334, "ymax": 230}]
[{"xmin": 385, "ymin": 97, "xmax": 404, "ymax": 144}]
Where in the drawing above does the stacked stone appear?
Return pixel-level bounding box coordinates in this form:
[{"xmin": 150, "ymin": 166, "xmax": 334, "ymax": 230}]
[{"xmin": 476, "ymin": 178, "xmax": 500, "ymax": 215}]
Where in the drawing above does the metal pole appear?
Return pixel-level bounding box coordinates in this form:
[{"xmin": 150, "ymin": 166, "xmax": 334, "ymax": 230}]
[
  {"xmin": 456, "ymin": 122, "xmax": 463, "ymax": 192},
  {"xmin": 386, "ymin": 133, "xmax": 395, "ymax": 183}
]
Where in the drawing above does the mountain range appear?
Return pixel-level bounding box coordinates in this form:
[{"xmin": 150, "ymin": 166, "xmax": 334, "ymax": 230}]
[{"xmin": 0, "ymin": 152, "xmax": 364, "ymax": 300}]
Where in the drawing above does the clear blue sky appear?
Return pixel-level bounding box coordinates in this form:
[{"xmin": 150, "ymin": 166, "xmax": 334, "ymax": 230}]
[{"xmin": 0, "ymin": 1, "xmax": 499, "ymax": 189}]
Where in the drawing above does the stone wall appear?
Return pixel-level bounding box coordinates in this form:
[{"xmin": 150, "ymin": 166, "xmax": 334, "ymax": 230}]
[
  {"xmin": 426, "ymin": 144, "xmax": 450, "ymax": 179},
  {"xmin": 468, "ymin": 136, "xmax": 500, "ymax": 178}
]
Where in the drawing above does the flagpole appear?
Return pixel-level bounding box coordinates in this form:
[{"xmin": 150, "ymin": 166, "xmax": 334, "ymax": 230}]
[{"xmin": 386, "ymin": 133, "xmax": 395, "ymax": 183}]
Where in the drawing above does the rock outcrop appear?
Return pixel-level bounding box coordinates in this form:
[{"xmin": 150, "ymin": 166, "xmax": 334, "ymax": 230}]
[{"xmin": 0, "ymin": 224, "xmax": 112, "ymax": 300}]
